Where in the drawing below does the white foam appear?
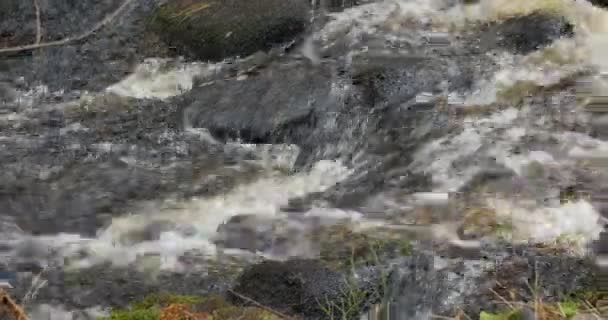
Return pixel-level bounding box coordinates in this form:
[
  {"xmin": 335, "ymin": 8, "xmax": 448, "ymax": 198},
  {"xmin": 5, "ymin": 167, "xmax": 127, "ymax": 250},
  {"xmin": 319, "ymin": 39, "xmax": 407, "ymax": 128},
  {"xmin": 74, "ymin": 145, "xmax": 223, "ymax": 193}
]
[
  {"xmin": 28, "ymin": 304, "xmax": 107, "ymax": 320},
  {"xmin": 106, "ymin": 58, "xmax": 225, "ymax": 99},
  {"xmin": 412, "ymin": 108, "xmax": 521, "ymax": 191},
  {"xmin": 43, "ymin": 159, "xmax": 354, "ymax": 269},
  {"xmin": 487, "ymin": 198, "xmax": 603, "ymax": 250}
]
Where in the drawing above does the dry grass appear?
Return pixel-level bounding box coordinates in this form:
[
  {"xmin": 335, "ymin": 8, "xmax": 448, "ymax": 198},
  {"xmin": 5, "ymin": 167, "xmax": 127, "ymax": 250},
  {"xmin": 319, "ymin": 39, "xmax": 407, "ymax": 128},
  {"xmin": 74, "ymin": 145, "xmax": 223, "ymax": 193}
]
[
  {"xmin": 0, "ymin": 289, "xmax": 29, "ymax": 320},
  {"xmin": 160, "ymin": 303, "xmax": 211, "ymax": 320},
  {"xmin": 482, "ymin": 267, "xmax": 603, "ymax": 320}
]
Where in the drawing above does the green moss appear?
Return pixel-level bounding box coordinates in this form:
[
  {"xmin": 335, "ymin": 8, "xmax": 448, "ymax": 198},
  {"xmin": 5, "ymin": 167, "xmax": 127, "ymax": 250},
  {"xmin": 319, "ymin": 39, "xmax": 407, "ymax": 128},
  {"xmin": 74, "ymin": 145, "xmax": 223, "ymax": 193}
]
[
  {"xmin": 132, "ymin": 293, "xmax": 204, "ymax": 310},
  {"xmin": 479, "ymin": 295, "xmax": 598, "ymax": 320},
  {"xmin": 495, "ymin": 222, "xmax": 514, "ymax": 240},
  {"xmin": 568, "ymin": 288, "xmax": 601, "ymax": 305},
  {"xmin": 98, "ymin": 307, "xmax": 161, "ymax": 320},
  {"xmin": 98, "ymin": 293, "xmax": 281, "ymax": 320},
  {"xmin": 558, "ymin": 299, "xmax": 581, "ymax": 318},
  {"xmin": 480, "ymin": 310, "xmax": 523, "ymax": 320}
]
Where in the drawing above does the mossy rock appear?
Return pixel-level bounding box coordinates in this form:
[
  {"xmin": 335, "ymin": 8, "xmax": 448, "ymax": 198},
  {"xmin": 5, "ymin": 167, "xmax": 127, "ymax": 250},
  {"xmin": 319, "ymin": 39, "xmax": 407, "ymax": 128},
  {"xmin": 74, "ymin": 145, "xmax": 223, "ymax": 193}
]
[
  {"xmin": 149, "ymin": 0, "xmax": 310, "ymax": 61},
  {"xmin": 230, "ymin": 259, "xmax": 347, "ymax": 319},
  {"xmin": 317, "ymin": 224, "xmax": 413, "ymax": 271}
]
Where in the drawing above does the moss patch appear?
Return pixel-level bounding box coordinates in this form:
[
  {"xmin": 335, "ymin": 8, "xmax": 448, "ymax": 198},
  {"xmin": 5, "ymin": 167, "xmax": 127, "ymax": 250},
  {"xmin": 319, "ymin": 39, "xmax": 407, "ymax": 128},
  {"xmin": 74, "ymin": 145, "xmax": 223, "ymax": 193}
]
[
  {"xmin": 102, "ymin": 307, "xmax": 162, "ymax": 320},
  {"xmin": 132, "ymin": 294, "xmax": 204, "ymax": 310},
  {"xmin": 98, "ymin": 293, "xmax": 280, "ymax": 320},
  {"xmin": 480, "ymin": 310, "xmax": 523, "ymax": 320}
]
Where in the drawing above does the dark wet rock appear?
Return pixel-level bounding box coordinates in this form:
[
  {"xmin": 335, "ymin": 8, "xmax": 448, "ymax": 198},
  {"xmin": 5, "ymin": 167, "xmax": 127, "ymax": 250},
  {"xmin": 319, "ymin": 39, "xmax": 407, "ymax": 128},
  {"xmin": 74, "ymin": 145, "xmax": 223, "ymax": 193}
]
[
  {"xmin": 372, "ymin": 245, "xmax": 596, "ymax": 318},
  {"xmin": 181, "ymin": 61, "xmax": 365, "ymax": 168},
  {"xmin": 589, "ymin": 0, "xmax": 608, "ymax": 8},
  {"xmin": 215, "ymin": 214, "xmax": 275, "ymax": 252},
  {"xmin": 118, "ymin": 220, "xmax": 178, "ymax": 245},
  {"xmin": 150, "ymin": 0, "xmax": 310, "ymax": 62},
  {"xmin": 7, "ymin": 264, "xmax": 235, "ymax": 310},
  {"xmin": 230, "ymin": 259, "xmax": 353, "ymax": 319},
  {"xmin": 314, "ymin": 0, "xmax": 368, "ymax": 12},
  {"xmin": 183, "ymin": 62, "xmax": 335, "ymax": 145},
  {"xmin": 215, "ymin": 215, "xmax": 329, "ymax": 258},
  {"xmin": 478, "ymin": 13, "xmax": 574, "ymax": 55},
  {"xmin": 0, "ymin": 0, "xmax": 164, "ymax": 92},
  {"xmin": 3, "ymin": 160, "xmax": 167, "ymax": 236},
  {"xmin": 227, "ymin": 244, "xmax": 595, "ymax": 319},
  {"xmin": 0, "ymin": 93, "xmax": 266, "ymax": 236}
]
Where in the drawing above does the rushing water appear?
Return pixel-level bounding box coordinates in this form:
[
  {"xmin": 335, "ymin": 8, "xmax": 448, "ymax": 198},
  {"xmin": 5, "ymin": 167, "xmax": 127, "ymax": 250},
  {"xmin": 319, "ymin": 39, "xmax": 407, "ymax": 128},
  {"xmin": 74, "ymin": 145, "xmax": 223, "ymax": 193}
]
[{"xmin": 4, "ymin": 0, "xmax": 608, "ymax": 318}]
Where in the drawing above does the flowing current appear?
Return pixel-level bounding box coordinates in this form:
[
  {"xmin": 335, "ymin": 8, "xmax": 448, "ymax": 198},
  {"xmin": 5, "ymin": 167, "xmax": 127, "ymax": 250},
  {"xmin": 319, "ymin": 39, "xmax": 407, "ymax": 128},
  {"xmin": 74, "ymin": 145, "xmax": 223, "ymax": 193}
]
[{"xmin": 3, "ymin": 0, "xmax": 608, "ymax": 318}]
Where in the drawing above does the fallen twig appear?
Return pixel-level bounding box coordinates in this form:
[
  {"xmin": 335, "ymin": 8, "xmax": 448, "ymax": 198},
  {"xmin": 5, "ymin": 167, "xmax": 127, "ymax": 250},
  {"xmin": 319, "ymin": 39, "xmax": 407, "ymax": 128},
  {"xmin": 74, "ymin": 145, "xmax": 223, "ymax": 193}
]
[
  {"xmin": 227, "ymin": 289, "xmax": 295, "ymax": 320},
  {"xmin": 489, "ymin": 287, "xmax": 517, "ymax": 310},
  {"xmin": 0, "ymin": 0, "xmax": 135, "ymax": 54},
  {"xmin": 21, "ymin": 265, "xmax": 49, "ymax": 308}
]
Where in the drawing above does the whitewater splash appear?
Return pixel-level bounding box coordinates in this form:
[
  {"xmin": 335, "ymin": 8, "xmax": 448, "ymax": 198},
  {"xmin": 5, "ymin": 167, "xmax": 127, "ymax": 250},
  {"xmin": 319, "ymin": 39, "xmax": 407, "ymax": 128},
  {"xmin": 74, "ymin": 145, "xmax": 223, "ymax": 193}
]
[
  {"xmin": 316, "ymin": 0, "xmax": 608, "ymax": 247},
  {"xmin": 15, "ymin": 157, "xmax": 351, "ymax": 271},
  {"xmin": 7, "ymin": 0, "xmax": 608, "ymax": 276}
]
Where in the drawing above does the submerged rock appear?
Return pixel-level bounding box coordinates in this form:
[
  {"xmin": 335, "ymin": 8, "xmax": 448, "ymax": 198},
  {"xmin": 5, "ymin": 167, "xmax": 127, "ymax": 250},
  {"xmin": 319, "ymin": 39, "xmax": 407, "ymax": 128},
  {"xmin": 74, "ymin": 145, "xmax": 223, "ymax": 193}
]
[
  {"xmin": 150, "ymin": 0, "xmax": 310, "ymax": 61},
  {"xmin": 478, "ymin": 12, "xmax": 574, "ymax": 55},
  {"xmin": 215, "ymin": 214, "xmax": 275, "ymax": 252}
]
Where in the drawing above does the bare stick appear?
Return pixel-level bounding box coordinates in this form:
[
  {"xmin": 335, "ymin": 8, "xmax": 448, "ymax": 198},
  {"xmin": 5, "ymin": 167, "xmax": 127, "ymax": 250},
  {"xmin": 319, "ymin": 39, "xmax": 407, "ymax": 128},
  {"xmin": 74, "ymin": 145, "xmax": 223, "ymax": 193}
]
[
  {"xmin": 0, "ymin": 0, "xmax": 135, "ymax": 54},
  {"xmin": 227, "ymin": 289, "xmax": 294, "ymax": 320},
  {"xmin": 489, "ymin": 287, "xmax": 517, "ymax": 310},
  {"xmin": 33, "ymin": 0, "xmax": 41, "ymax": 44}
]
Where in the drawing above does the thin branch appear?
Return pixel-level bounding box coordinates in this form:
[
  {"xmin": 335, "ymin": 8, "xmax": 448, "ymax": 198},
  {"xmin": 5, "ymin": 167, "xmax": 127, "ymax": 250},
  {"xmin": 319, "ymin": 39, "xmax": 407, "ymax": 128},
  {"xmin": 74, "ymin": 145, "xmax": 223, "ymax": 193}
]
[
  {"xmin": 21, "ymin": 265, "xmax": 49, "ymax": 308},
  {"xmin": 0, "ymin": 0, "xmax": 135, "ymax": 54},
  {"xmin": 489, "ymin": 287, "xmax": 517, "ymax": 310},
  {"xmin": 227, "ymin": 289, "xmax": 295, "ymax": 320},
  {"xmin": 33, "ymin": 0, "xmax": 41, "ymax": 44}
]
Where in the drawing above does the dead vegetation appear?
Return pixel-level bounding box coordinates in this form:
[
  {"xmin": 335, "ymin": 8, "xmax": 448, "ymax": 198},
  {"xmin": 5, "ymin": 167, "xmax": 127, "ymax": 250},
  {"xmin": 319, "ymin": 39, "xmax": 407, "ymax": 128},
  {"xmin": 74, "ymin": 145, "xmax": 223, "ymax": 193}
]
[{"xmin": 0, "ymin": 289, "xmax": 29, "ymax": 320}]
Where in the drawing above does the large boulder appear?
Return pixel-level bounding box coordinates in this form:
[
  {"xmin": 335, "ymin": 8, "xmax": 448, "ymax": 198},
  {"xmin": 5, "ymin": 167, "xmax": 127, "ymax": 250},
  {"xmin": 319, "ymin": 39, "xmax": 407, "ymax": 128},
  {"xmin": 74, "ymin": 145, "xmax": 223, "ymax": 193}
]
[
  {"xmin": 150, "ymin": 0, "xmax": 311, "ymax": 61},
  {"xmin": 181, "ymin": 62, "xmax": 338, "ymax": 145}
]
